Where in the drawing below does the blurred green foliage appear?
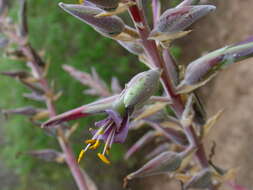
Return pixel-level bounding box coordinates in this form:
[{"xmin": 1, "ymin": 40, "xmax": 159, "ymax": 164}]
[{"xmin": 0, "ymin": 0, "xmax": 181, "ymax": 189}]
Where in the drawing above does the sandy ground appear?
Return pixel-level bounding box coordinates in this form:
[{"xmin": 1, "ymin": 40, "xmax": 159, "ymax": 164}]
[{"xmin": 137, "ymin": 0, "xmax": 253, "ymax": 189}]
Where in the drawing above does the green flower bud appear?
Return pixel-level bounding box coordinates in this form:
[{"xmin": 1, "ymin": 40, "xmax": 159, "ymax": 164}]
[{"xmin": 123, "ymin": 69, "xmax": 160, "ymax": 109}]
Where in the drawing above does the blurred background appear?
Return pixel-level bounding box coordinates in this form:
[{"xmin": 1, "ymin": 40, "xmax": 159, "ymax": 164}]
[{"xmin": 0, "ymin": 0, "xmax": 253, "ymax": 190}]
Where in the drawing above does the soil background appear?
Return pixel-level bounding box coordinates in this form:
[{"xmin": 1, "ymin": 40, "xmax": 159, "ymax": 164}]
[{"xmin": 136, "ymin": 0, "xmax": 253, "ymax": 189}]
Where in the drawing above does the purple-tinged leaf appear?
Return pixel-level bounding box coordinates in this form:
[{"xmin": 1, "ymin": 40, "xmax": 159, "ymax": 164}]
[
  {"xmin": 124, "ymin": 131, "xmax": 157, "ymax": 160},
  {"xmin": 150, "ymin": 5, "xmax": 215, "ymax": 38},
  {"xmin": 177, "ymin": 41, "xmax": 253, "ymax": 93},
  {"xmin": 26, "ymin": 149, "xmax": 65, "ymax": 163},
  {"xmin": 23, "ymin": 92, "xmax": 45, "ymax": 102},
  {"xmin": 126, "ymin": 151, "xmax": 182, "ymax": 180},
  {"xmin": 183, "ymin": 169, "xmax": 212, "ymax": 189},
  {"xmin": 59, "ymin": 3, "xmax": 125, "ymax": 38},
  {"xmin": 63, "ymin": 65, "xmax": 111, "ymax": 97}
]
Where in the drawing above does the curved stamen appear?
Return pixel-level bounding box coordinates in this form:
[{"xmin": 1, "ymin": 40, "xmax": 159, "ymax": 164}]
[
  {"xmin": 89, "ymin": 140, "xmax": 100, "ymax": 150},
  {"xmin": 97, "ymin": 128, "xmax": 116, "ymax": 164},
  {"xmin": 77, "ymin": 123, "xmax": 107, "ymax": 163}
]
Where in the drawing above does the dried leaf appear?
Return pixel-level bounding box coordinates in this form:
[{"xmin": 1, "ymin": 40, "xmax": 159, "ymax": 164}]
[
  {"xmin": 134, "ymin": 102, "xmax": 168, "ymax": 121},
  {"xmin": 31, "ymin": 110, "xmax": 50, "ymax": 121},
  {"xmin": 202, "ymin": 109, "xmax": 223, "ymax": 138}
]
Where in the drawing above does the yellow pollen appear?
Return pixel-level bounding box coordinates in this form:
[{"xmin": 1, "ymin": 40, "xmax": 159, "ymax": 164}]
[
  {"xmin": 97, "ymin": 153, "xmax": 111, "ymax": 164},
  {"xmin": 77, "ymin": 149, "xmax": 85, "ymax": 163},
  {"xmin": 79, "ymin": 0, "xmax": 84, "ymax": 4},
  {"xmin": 85, "ymin": 139, "xmax": 96, "ymax": 144},
  {"xmin": 89, "ymin": 140, "xmax": 100, "ymax": 150}
]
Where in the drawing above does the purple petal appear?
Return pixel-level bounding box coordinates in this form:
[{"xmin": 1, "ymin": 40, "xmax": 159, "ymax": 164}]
[
  {"xmin": 114, "ymin": 115, "xmax": 130, "ymax": 143},
  {"xmin": 105, "ymin": 109, "xmax": 122, "ymax": 128},
  {"xmin": 94, "ymin": 117, "xmax": 110, "ymax": 127},
  {"xmin": 92, "ymin": 126, "xmax": 113, "ymax": 142}
]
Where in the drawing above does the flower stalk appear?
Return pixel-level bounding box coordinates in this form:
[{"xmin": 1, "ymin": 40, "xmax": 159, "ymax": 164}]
[{"xmin": 128, "ymin": 0, "xmax": 213, "ymax": 188}]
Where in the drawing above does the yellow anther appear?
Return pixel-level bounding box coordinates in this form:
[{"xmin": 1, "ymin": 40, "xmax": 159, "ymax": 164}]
[
  {"xmin": 85, "ymin": 139, "xmax": 96, "ymax": 144},
  {"xmin": 97, "ymin": 153, "xmax": 111, "ymax": 164},
  {"xmin": 77, "ymin": 149, "xmax": 85, "ymax": 163},
  {"xmin": 79, "ymin": 0, "xmax": 84, "ymax": 4},
  {"xmin": 89, "ymin": 140, "xmax": 100, "ymax": 150}
]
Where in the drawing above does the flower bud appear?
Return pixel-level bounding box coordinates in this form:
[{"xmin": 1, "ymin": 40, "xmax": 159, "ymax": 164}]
[
  {"xmin": 126, "ymin": 151, "xmax": 182, "ymax": 180},
  {"xmin": 177, "ymin": 41, "xmax": 253, "ymax": 93},
  {"xmin": 59, "ymin": 3, "xmax": 125, "ymax": 38},
  {"xmin": 183, "ymin": 169, "xmax": 212, "ymax": 189},
  {"xmin": 150, "ymin": 5, "xmax": 215, "ymax": 37},
  {"xmin": 123, "ymin": 69, "xmax": 160, "ymax": 109}
]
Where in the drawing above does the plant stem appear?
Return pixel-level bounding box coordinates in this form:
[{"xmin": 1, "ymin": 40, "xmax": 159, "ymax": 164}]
[
  {"xmin": 25, "ymin": 43, "xmax": 90, "ymax": 190},
  {"xmin": 9, "ymin": 28, "xmax": 90, "ymax": 189},
  {"xmin": 128, "ymin": 1, "xmax": 212, "ymax": 188}
]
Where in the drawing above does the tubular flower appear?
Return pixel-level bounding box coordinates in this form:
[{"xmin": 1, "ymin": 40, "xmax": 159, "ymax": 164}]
[{"xmin": 43, "ymin": 69, "xmax": 160, "ymax": 164}]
